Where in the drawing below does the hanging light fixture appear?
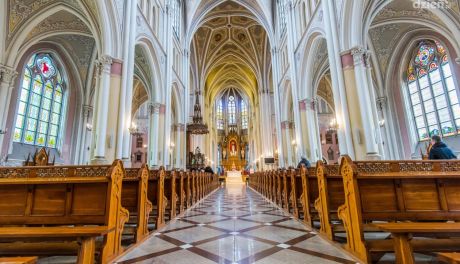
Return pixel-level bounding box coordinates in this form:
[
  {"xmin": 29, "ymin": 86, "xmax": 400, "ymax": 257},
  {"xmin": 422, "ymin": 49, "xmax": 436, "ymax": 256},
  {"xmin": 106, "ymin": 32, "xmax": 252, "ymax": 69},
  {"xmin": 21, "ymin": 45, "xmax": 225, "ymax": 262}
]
[{"xmin": 187, "ymin": 91, "xmax": 209, "ymax": 134}]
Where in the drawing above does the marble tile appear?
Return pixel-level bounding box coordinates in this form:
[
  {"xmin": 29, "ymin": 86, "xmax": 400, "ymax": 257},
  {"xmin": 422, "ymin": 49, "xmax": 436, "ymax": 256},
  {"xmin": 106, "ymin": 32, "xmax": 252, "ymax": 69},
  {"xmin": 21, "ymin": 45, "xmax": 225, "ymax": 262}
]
[
  {"xmin": 244, "ymin": 225, "xmax": 307, "ymax": 243},
  {"xmin": 147, "ymin": 248, "xmax": 217, "ymax": 264},
  {"xmin": 196, "ymin": 236, "xmax": 236, "ymax": 261},
  {"xmin": 293, "ymin": 236, "xmax": 354, "ymax": 260},
  {"xmin": 234, "ymin": 236, "xmax": 274, "ymax": 262},
  {"xmin": 164, "ymin": 226, "xmax": 226, "ymax": 244},
  {"xmin": 254, "ymin": 249, "xmax": 341, "ymax": 264},
  {"xmin": 115, "ymin": 184, "xmax": 358, "ymax": 264},
  {"xmin": 117, "ymin": 237, "xmax": 178, "ymax": 262}
]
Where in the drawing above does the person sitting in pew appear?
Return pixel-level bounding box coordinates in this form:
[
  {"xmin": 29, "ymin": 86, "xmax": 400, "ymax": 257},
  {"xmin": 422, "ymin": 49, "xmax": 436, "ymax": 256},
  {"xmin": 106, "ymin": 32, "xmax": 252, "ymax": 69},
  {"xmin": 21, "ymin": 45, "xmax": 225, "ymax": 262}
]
[
  {"xmin": 297, "ymin": 157, "xmax": 311, "ymax": 168},
  {"xmin": 429, "ymin": 135, "xmax": 457, "ymax": 160}
]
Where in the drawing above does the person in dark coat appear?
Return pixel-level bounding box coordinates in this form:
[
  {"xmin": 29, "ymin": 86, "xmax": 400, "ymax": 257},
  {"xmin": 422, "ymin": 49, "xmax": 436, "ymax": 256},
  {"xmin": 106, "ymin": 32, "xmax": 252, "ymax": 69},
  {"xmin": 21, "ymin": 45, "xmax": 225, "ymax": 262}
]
[
  {"xmin": 429, "ymin": 135, "xmax": 457, "ymax": 160},
  {"xmin": 297, "ymin": 157, "xmax": 311, "ymax": 168},
  {"xmin": 204, "ymin": 166, "xmax": 214, "ymax": 174}
]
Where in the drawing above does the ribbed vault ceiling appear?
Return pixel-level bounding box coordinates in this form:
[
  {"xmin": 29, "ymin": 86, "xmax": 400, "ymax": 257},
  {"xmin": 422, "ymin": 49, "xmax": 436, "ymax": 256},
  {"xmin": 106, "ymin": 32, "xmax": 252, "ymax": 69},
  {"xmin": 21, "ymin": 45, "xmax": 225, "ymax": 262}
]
[{"xmin": 190, "ymin": 1, "xmax": 271, "ymax": 106}]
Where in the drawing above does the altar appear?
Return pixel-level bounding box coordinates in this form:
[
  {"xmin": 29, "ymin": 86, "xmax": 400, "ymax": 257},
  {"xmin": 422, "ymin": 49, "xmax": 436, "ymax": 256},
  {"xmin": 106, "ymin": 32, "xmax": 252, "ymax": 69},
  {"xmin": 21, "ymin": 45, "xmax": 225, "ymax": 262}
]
[{"xmin": 226, "ymin": 170, "xmax": 242, "ymax": 183}]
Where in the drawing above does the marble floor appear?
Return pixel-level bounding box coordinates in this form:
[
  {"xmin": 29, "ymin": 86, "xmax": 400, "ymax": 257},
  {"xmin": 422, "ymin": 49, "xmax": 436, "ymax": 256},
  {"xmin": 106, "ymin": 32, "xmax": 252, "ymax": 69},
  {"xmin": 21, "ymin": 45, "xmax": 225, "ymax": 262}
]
[{"xmin": 115, "ymin": 183, "xmax": 358, "ymax": 264}]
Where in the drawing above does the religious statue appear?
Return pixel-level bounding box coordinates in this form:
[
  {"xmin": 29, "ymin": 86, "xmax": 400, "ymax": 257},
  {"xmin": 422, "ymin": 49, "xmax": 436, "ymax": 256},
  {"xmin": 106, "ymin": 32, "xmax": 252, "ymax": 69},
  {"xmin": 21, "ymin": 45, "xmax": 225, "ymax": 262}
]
[
  {"xmin": 222, "ymin": 148, "xmax": 227, "ymax": 160},
  {"xmin": 241, "ymin": 147, "xmax": 245, "ymax": 160},
  {"xmin": 195, "ymin": 146, "xmax": 201, "ymax": 155},
  {"xmin": 230, "ymin": 141, "xmax": 237, "ymax": 156}
]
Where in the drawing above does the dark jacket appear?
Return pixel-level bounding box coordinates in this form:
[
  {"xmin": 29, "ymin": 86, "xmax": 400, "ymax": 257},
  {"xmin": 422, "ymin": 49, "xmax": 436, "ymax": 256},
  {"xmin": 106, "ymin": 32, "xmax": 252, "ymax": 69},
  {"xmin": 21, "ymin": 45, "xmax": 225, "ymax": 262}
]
[
  {"xmin": 204, "ymin": 166, "xmax": 214, "ymax": 174},
  {"xmin": 429, "ymin": 142, "xmax": 457, "ymax": 160},
  {"xmin": 297, "ymin": 158, "xmax": 311, "ymax": 168}
]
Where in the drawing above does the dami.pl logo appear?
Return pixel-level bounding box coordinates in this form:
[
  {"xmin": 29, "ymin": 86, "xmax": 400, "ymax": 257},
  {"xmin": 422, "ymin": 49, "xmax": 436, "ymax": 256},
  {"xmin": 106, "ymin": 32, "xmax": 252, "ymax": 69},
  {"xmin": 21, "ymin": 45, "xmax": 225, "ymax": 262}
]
[{"xmin": 413, "ymin": 0, "xmax": 450, "ymax": 9}]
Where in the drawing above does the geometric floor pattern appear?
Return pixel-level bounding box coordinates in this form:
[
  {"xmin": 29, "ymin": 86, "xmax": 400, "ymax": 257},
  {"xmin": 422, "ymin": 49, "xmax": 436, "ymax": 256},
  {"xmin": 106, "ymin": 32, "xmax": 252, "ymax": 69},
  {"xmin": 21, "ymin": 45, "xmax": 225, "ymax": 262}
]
[{"xmin": 115, "ymin": 183, "xmax": 358, "ymax": 264}]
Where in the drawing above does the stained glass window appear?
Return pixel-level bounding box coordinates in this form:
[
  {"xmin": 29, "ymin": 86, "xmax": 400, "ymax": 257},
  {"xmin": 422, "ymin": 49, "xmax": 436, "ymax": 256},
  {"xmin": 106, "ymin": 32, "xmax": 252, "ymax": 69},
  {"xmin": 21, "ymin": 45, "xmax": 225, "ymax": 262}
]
[
  {"xmin": 406, "ymin": 40, "xmax": 460, "ymax": 141},
  {"xmin": 216, "ymin": 99, "xmax": 224, "ymax": 130},
  {"xmin": 14, "ymin": 54, "xmax": 64, "ymax": 148},
  {"xmin": 241, "ymin": 100, "xmax": 248, "ymax": 129},
  {"xmin": 228, "ymin": 96, "xmax": 236, "ymax": 125}
]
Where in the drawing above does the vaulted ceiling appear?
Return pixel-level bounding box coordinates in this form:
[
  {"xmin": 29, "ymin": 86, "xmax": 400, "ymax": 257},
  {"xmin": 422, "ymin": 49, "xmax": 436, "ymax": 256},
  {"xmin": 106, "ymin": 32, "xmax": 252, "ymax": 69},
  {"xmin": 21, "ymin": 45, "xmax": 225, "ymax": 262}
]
[{"xmin": 190, "ymin": 1, "xmax": 271, "ymax": 106}]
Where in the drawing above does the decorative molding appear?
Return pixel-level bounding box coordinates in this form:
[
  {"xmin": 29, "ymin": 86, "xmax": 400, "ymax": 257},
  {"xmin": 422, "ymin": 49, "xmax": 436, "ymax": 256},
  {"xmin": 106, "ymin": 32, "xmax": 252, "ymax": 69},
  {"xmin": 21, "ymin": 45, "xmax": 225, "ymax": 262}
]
[
  {"xmin": 149, "ymin": 102, "xmax": 162, "ymax": 115},
  {"xmin": 0, "ymin": 64, "xmax": 18, "ymax": 85},
  {"xmin": 82, "ymin": 104, "xmax": 93, "ymax": 118},
  {"xmin": 351, "ymin": 46, "xmax": 367, "ymax": 67},
  {"xmin": 376, "ymin": 97, "xmax": 387, "ymax": 111},
  {"xmin": 96, "ymin": 55, "xmax": 113, "ymax": 75}
]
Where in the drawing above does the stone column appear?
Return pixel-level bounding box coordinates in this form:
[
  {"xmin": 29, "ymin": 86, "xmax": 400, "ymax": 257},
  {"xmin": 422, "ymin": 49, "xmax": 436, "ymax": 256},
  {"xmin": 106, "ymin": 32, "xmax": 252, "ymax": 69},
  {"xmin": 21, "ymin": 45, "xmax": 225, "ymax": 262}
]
[
  {"xmin": 340, "ymin": 47, "xmax": 381, "ymax": 160},
  {"xmin": 298, "ymin": 99, "xmax": 309, "ymax": 159},
  {"xmin": 285, "ymin": 0, "xmax": 303, "ymax": 163},
  {"xmin": 270, "ymin": 48, "xmax": 285, "ymax": 168},
  {"xmin": 322, "ymin": 0, "xmax": 355, "ymax": 158},
  {"xmin": 91, "ymin": 55, "xmax": 113, "ymax": 164},
  {"xmin": 158, "ymin": 104, "xmax": 166, "ymax": 166},
  {"xmin": 281, "ymin": 121, "xmax": 293, "ymax": 167},
  {"xmin": 0, "ymin": 65, "xmax": 18, "ymax": 151},
  {"xmin": 149, "ymin": 102, "xmax": 161, "ymax": 168},
  {"xmin": 79, "ymin": 105, "xmax": 93, "ymax": 164}
]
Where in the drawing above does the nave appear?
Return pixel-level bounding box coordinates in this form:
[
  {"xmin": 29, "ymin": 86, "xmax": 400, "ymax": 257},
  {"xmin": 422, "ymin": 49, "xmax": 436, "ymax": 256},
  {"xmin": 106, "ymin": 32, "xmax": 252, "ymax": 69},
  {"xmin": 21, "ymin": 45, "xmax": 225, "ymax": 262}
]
[{"xmin": 115, "ymin": 183, "xmax": 356, "ymax": 264}]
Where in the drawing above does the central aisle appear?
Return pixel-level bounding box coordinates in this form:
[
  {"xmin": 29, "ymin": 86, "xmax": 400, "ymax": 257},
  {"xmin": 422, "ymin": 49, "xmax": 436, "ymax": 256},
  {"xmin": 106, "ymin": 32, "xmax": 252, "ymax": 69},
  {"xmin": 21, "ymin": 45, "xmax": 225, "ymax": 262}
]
[{"xmin": 116, "ymin": 183, "xmax": 356, "ymax": 264}]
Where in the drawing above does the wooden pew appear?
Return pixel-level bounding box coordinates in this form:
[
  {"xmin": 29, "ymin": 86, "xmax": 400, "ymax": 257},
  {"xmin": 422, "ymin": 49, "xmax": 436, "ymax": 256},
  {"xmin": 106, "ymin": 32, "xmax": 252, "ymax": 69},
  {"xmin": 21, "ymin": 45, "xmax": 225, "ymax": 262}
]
[
  {"xmin": 122, "ymin": 165, "xmax": 153, "ymax": 243},
  {"xmin": 0, "ymin": 160, "xmax": 128, "ymax": 263},
  {"xmin": 337, "ymin": 156, "xmax": 460, "ymax": 263},
  {"xmin": 148, "ymin": 168, "xmax": 166, "ymax": 230},
  {"xmin": 163, "ymin": 170, "xmax": 177, "ymax": 221},
  {"xmin": 0, "ymin": 257, "xmax": 37, "ymax": 264},
  {"xmin": 373, "ymin": 223, "xmax": 460, "ymax": 264},
  {"xmin": 185, "ymin": 171, "xmax": 192, "ymax": 208},
  {"xmin": 313, "ymin": 161, "xmax": 343, "ymax": 239},
  {"xmin": 177, "ymin": 170, "xmax": 186, "ymax": 214}
]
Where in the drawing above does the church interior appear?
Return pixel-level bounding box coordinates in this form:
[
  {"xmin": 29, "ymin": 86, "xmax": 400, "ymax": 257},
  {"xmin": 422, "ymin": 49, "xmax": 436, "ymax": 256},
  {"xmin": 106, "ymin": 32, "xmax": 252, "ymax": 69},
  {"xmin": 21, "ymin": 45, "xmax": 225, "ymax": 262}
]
[{"xmin": 0, "ymin": 0, "xmax": 460, "ymax": 263}]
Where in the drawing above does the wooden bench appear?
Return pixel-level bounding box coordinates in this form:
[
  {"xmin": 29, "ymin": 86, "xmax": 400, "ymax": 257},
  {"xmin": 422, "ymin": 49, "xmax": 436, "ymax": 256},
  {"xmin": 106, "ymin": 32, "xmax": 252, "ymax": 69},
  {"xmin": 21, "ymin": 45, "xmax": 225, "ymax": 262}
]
[
  {"xmin": 123, "ymin": 165, "xmax": 153, "ymax": 243},
  {"xmin": 439, "ymin": 252, "xmax": 460, "ymax": 264},
  {"xmin": 373, "ymin": 223, "xmax": 460, "ymax": 264},
  {"xmin": 338, "ymin": 156, "xmax": 460, "ymax": 263},
  {"xmin": 0, "ymin": 160, "xmax": 128, "ymax": 263},
  {"xmin": 314, "ymin": 161, "xmax": 344, "ymax": 239},
  {"xmin": 148, "ymin": 168, "xmax": 166, "ymax": 230},
  {"xmin": 0, "ymin": 257, "xmax": 37, "ymax": 264}
]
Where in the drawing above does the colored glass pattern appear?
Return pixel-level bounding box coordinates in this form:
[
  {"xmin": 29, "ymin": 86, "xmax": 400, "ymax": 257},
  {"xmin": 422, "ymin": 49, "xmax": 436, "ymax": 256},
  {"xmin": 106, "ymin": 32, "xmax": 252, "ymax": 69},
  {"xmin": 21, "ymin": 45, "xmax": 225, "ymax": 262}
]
[
  {"xmin": 406, "ymin": 40, "xmax": 460, "ymax": 141},
  {"xmin": 14, "ymin": 54, "xmax": 64, "ymax": 148}
]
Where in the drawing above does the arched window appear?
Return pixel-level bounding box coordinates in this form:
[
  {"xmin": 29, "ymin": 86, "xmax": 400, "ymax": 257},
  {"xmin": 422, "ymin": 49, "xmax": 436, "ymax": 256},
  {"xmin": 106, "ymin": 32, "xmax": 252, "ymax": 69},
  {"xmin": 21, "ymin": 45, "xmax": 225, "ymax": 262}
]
[
  {"xmin": 406, "ymin": 40, "xmax": 460, "ymax": 141},
  {"xmin": 216, "ymin": 99, "xmax": 224, "ymax": 130},
  {"xmin": 13, "ymin": 54, "xmax": 64, "ymax": 148},
  {"xmin": 228, "ymin": 95, "xmax": 236, "ymax": 125},
  {"xmin": 241, "ymin": 100, "xmax": 248, "ymax": 129}
]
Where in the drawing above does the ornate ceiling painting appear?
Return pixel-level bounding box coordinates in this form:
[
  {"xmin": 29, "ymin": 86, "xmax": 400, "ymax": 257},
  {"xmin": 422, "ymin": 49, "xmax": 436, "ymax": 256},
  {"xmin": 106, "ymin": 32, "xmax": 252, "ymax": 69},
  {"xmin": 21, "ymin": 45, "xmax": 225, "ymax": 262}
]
[
  {"xmin": 46, "ymin": 34, "xmax": 95, "ymax": 83},
  {"xmin": 6, "ymin": 0, "xmax": 98, "ymax": 47},
  {"xmin": 191, "ymin": 1, "xmax": 271, "ymax": 106}
]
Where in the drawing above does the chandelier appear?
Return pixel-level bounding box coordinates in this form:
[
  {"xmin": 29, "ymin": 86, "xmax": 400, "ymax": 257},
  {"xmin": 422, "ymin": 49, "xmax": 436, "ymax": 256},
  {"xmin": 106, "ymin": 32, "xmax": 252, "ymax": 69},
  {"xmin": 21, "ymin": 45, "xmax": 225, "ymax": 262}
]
[{"xmin": 187, "ymin": 91, "xmax": 209, "ymax": 135}]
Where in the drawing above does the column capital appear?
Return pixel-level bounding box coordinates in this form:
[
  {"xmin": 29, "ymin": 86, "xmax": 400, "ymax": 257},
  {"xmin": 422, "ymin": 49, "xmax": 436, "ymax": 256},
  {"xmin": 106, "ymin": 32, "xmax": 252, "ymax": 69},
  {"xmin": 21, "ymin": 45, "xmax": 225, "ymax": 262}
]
[
  {"xmin": 82, "ymin": 104, "xmax": 93, "ymax": 117},
  {"xmin": 351, "ymin": 46, "xmax": 367, "ymax": 66},
  {"xmin": 0, "ymin": 64, "xmax": 18, "ymax": 85},
  {"xmin": 376, "ymin": 96, "xmax": 387, "ymax": 110},
  {"xmin": 95, "ymin": 55, "xmax": 113, "ymax": 75},
  {"xmin": 149, "ymin": 102, "xmax": 162, "ymax": 115}
]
